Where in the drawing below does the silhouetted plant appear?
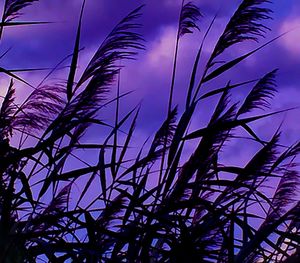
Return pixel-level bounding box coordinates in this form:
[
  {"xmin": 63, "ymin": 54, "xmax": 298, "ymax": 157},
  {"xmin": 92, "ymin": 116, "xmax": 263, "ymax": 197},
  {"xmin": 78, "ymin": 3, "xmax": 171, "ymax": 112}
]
[{"xmin": 0, "ymin": 0, "xmax": 299, "ymax": 262}]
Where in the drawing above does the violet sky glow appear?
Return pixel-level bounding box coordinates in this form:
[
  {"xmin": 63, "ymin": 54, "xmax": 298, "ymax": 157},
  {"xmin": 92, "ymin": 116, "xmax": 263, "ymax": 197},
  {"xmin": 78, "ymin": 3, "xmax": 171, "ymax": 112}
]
[
  {"xmin": 1, "ymin": 0, "xmax": 300, "ymax": 169},
  {"xmin": 0, "ymin": 3, "xmax": 298, "ymax": 260}
]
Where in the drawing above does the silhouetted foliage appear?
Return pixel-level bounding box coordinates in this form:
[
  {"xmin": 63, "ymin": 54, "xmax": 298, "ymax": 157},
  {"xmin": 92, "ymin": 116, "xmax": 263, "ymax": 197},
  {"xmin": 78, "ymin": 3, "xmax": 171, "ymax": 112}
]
[{"xmin": 0, "ymin": 0, "xmax": 299, "ymax": 262}]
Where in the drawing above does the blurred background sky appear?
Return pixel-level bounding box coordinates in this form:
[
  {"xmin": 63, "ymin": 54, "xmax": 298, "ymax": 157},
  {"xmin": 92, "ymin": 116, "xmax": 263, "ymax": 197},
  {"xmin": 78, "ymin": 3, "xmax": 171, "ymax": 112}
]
[{"xmin": 1, "ymin": 0, "xmax": 300, "ymax": 167}]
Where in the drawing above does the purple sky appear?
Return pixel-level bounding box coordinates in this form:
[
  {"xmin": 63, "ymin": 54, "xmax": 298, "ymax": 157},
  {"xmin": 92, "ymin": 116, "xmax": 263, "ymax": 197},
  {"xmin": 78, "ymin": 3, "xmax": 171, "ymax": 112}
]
[{"xmin": 1, "ymin": 0, "xmax": 300, "ymax": 168}]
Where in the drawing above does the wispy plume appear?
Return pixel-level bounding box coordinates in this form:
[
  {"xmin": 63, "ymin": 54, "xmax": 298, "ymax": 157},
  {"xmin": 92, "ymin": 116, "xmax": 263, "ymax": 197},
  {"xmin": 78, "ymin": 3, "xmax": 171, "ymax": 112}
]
[
  {"xmin": 179, "ymin": 1, "xmax": 202, "ymax": 38},
  {"xmin": 2, "ymin": 0, "xmax": 39, "ymax": 22}
]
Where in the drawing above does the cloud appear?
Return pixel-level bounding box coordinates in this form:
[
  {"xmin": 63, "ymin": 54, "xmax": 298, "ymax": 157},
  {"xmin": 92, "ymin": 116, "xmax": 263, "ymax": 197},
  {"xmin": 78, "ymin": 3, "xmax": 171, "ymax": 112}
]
[
  {"xmin": 145, "ymin": 25, "xmax": 203, "ymax": 72},
  {"xmin": 163, "ymin": 0, "xmax": 182, "ymax": 8},
  {"xmin": 279, "ymin": 17, "xmax": 300, "ymax": 55},
  {"xmin": 146, "ymin": 26, "xmax": 177, "ymax": 70}
]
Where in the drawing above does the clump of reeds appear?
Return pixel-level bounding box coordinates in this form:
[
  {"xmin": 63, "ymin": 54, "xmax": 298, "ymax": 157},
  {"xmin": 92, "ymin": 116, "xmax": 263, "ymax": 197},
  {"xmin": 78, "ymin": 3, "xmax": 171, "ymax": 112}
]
[{"xmin": 0, "ymin": 0, "xmax": 299, "ymax": 262}]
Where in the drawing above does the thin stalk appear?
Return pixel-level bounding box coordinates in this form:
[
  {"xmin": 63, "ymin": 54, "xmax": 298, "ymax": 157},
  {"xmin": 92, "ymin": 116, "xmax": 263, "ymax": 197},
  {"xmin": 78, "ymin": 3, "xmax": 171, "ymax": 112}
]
[
  {"xmin": 108, "ymin": 71, "xmax": 121, "ymax": 201},
  {"xmin": 0, "ymin": 0, "xmax": 8, "ymax": 41},
  {"xmin": 156, "ymin": 0, "xmax": 184, "ymax": 203},
  {"xmin": 188, "ymin": 12, "xmax": 218, "ymax": 107},
  {"xmin": 111, "ymin": 70, "xmax": 121, "ymax": 178}
]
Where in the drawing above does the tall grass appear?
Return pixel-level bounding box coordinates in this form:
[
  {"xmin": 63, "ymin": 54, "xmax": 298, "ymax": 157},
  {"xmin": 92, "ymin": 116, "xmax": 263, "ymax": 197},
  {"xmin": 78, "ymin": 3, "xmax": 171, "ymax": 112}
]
[{"xmin": 0, "ymin": 0, "xmax": 299, "ymax": 262}]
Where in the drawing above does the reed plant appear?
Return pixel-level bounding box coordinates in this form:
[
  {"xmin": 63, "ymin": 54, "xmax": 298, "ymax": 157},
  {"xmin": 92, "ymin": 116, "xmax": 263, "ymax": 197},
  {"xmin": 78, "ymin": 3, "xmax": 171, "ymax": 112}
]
[{"xmin": 0, "ymin": 0, "xmax": 299, "ymax": 262}]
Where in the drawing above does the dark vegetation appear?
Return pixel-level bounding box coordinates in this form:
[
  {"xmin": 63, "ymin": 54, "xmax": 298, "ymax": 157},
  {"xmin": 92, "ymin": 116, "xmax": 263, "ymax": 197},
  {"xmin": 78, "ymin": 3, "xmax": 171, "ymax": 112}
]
[{"xmin": 0, "ymin": 0, "xmax": 299, "ymax": 262}]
